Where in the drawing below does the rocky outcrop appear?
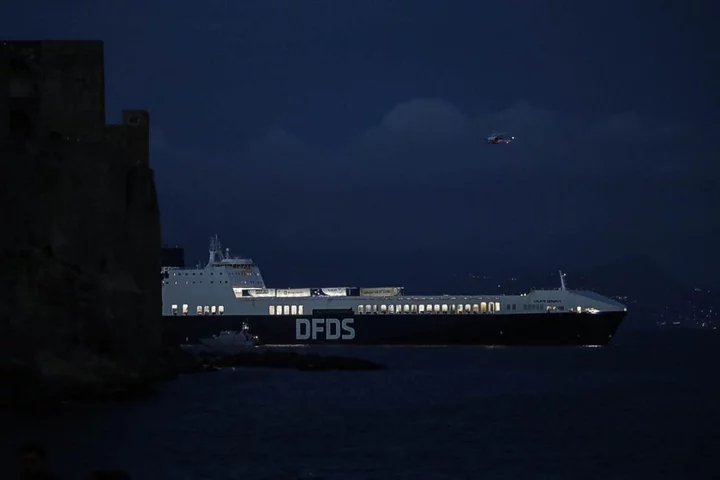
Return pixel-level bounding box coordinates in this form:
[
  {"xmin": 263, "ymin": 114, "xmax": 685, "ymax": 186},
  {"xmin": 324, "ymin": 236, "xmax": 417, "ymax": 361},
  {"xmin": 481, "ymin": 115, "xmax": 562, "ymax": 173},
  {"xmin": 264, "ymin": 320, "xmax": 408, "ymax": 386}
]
[
  {"xmin": 180, "ymin": 348, "xmax": 388, "ymax": 372},
  {"xmin": 0, "ymin": 40, "xmax": 169, "ymax": 409}
]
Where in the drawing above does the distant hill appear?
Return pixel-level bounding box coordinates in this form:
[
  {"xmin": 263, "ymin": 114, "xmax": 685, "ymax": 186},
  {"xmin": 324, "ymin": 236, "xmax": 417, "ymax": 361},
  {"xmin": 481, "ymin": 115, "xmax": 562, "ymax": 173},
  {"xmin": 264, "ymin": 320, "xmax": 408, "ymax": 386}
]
[{"xmin": 564, "ymin": 254, "xmax": 688, "ymax": 299}]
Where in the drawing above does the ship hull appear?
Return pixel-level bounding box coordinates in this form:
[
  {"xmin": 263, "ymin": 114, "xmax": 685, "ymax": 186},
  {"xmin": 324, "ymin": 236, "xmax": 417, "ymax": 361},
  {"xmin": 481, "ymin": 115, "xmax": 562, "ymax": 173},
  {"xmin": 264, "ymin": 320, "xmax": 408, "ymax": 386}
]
[{"xmin": 163, "ymin": 310, "xmax": 627, "ymax": 347}]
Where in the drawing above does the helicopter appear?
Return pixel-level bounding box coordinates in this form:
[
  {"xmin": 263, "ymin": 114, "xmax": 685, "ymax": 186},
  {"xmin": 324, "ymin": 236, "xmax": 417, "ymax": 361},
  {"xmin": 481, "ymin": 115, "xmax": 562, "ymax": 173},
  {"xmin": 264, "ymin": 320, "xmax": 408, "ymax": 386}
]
[{"xmin": 485, "ymin": 132, "xmax": 515, "ymax": 144}]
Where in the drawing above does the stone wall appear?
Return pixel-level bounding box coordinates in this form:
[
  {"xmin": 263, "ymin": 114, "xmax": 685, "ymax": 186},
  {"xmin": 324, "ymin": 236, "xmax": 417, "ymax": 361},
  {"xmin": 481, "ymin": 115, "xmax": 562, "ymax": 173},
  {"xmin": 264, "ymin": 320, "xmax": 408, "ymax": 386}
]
[{"xmin": 0, "ymin": 40, "xmax": 166, "ymax": 405}]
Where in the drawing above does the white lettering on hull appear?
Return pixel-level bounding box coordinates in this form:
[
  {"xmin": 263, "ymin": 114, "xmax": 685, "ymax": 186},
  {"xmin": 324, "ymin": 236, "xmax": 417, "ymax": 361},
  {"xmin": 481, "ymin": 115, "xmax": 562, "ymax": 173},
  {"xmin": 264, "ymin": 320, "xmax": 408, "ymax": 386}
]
[{"xmin": 295, "ymin": 318, "xmax": 355, "ymax": 341}]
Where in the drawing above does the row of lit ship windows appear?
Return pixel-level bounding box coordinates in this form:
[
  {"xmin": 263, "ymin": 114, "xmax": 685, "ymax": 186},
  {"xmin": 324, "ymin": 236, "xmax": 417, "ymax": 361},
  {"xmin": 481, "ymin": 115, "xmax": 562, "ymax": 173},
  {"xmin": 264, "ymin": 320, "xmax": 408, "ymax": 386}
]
[
  {"xmin": 164, "ymin": 280, "xmax": 264, "ymax": 285},
  {"xmin": 268, "ymin": 302, "xmax": 505, "ymax": 315},
  {"xmin": 171, "ymin": 304, "xmax": 225, "ymax": 315},
  {"xmin": 169, "ymin": 270, "xmax": 256, "ymax": 276},
  {"xmin": 169, "ymin": 302, "xmax": 565, "ymax": 316},
  {"xmin": 356, "ymin": 302, "xmax": 502, "ymax": 314}
]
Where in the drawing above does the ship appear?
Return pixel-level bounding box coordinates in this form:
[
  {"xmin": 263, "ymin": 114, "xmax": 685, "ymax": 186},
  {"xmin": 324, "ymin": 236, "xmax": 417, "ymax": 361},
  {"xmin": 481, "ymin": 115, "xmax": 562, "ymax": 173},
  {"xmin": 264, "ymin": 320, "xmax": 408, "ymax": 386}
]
[
  {"xmin": 197, "ymin": 323, "xmax": 259, "ymax": 353},
  {"xmin": 161, "ymin": 236, "xmax": 628, "ymax": 347}
]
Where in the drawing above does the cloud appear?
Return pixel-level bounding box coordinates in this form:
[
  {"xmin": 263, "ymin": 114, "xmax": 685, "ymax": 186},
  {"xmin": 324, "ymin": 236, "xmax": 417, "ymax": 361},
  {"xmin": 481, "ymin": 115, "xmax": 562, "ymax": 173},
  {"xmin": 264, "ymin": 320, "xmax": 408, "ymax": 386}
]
[
  {"xmin": 203, "ymin": 98, "xmax": 714, "ymax": 202},
  {"xmin": 263, "ymin": 128, "xmax": 300, "ymax": 146},
  {"xmin": 153, "ymin": 98, "xmax": 710, "ymax": 192},
  {"xmin": 348, "ymin": 98, "xmax": 710, "ymax": 182},
  {"xmin": 151, "ymin": 98, "xmax": 716, "ymax": 257},
  {"xmin": 474, "ymin": 101, "xmax": 584, "ymax": 140},
  {"xmin": 369, "ymin": 98, "xmax": 470, "ymax": 142}
]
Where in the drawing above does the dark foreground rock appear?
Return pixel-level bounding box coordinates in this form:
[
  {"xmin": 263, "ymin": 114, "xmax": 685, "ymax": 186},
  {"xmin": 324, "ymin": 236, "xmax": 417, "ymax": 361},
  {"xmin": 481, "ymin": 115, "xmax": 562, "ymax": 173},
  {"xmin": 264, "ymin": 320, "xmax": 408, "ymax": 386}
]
[
  {"xmin": 0, "ymin": 346, "xmax": 386, "ymax": 411},
  {"xmin": 184, "ymin": 348, "xmax": 387, "ymax": 372},
  {"xmin": 0, "ymin": 349, "xmax": 182, "ymax": 412}
]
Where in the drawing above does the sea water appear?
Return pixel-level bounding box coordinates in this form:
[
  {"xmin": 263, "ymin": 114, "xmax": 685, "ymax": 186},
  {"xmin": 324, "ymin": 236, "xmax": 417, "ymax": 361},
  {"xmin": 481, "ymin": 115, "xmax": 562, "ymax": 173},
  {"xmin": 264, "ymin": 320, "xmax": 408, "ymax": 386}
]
[{"xmin": 2, "ymin": 329, "xmax": 717, "ymax": 479}]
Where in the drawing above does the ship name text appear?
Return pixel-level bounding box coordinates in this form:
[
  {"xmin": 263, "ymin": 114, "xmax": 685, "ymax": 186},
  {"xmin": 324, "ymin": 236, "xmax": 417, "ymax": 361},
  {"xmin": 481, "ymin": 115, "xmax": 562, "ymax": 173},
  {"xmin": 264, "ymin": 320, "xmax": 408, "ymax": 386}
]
[{"xmin": 295, "ymin": 318, "xmax": 355, "ymax": 340}]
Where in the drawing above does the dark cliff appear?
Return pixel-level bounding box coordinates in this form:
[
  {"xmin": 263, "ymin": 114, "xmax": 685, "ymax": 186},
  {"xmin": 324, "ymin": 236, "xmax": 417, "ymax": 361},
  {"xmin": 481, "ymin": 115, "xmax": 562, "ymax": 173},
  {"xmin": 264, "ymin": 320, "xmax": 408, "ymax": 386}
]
[{"xmin": 0, "ymin": 40, "xmax": 167, "ymax": 406}]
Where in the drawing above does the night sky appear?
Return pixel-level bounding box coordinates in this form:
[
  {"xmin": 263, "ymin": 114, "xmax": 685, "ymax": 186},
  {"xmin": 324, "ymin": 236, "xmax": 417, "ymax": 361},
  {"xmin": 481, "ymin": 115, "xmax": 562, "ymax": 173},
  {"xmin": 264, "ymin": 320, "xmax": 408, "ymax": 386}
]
[{"xmin": 6, "ymin": 0, "xmax": 719, "ymax": 288}]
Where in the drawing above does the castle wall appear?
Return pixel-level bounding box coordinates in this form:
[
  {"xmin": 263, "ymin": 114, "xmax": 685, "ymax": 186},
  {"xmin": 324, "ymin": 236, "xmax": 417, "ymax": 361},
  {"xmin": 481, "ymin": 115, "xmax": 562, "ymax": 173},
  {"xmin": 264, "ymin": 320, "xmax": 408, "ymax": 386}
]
[{"xmin": 0, "ymin": 40, "xmax": 166, "ymax": 400}]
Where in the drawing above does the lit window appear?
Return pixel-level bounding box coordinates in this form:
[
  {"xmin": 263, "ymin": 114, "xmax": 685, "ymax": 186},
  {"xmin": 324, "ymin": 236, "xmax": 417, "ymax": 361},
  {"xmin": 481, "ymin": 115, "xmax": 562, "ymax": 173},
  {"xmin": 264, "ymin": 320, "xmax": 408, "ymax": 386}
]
[
  {"xmin": 411, "ymin": 304, "xmax": 417, "ymax": 313},
  {"xmin": 211, "ymin": 306, "xmax": 217, "ymax": 315},
  {"xmin": 283, "ymin": 305, "xmax": 290, "ymax": 315},
  {"xmin": 418, "ymin": 304, "xmax": 425, "ymax": 313},
  {"xmin": 298, "ymin": 305, "xmax": 304, "ymax": 315},
  {"xmin": 358, "ymin": 305, "xmax": 364, "ymax": 314},
  {"xmin": 388, "ymin": 305, "xmax": 394, "ymax": 314},
  {"xmin": 403, "ymin": 305, "xmax": 410, "ymax": 313},
  {"xmin": 196, "ymin": 306, "xmax": 202, "ymax": 315},
  {"xmin": 269, "ymin": 305, "xmax": 275, "ymax": 315},
  {"xmin": 291, "ymin": 305, "xmax": 297, "ymax": 315},
  {"xmin": 434, "ymin": 304, "xmax": 440, "ymax": 313},
  {"xmin": 218, "ymin": 306, "xmax": 224, "ymax": 315},
  {"xmin": 381, "ymin": 305, "xmax": 387, "ymax": 313},
  {"xmin": 472, "ymin": 304, "xmax": 479, "ymax": 313},
  {"xmin": 495, "ymin": 302, "xmax": 501, "ymax": 312},
  {"xmin": 171, "ymin": 304, "xmax": 178, "ymax": 316},
  {"xmin": 465, "ymin": 304, "xmax": 471, "ymax": 313},
  {"xmin": 481, "ymin": 302, "xmax": 487, "ymax": 313}
]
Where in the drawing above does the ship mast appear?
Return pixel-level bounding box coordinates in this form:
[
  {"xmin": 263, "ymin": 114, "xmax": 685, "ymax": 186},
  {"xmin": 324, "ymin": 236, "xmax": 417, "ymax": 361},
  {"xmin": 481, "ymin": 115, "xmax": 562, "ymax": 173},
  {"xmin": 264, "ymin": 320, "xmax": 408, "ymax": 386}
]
[
  {"xmin": 559, "ymin": 270, "xmax": 567, "ymax": 291},
  {"xmin": 208, "ymin": 234, "xmax": 224, "ymax": 265}
]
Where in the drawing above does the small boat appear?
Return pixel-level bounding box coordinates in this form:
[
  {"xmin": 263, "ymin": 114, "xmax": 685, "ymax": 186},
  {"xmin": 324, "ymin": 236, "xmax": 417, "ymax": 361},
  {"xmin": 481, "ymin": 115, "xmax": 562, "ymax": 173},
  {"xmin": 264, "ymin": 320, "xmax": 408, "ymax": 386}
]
[{"xmin": 198, "ymin": 323, "xmax": 259, "ymax": 353}]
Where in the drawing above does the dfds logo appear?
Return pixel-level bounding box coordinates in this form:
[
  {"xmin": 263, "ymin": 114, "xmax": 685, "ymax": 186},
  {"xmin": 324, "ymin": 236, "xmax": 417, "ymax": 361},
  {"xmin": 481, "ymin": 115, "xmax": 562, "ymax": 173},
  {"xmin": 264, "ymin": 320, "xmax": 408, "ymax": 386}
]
[{"xmin": 295, "ymin": 318, "xmax": 355, "ymax": 341}]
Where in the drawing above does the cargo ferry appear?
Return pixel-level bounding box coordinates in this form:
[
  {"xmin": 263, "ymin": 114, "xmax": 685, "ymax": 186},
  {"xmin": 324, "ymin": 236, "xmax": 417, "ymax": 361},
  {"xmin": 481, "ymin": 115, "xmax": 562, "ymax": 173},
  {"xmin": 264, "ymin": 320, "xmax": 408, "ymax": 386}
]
[{"xmin": 161, "ymin": 236, "xmax": 627, "ymax": 346}]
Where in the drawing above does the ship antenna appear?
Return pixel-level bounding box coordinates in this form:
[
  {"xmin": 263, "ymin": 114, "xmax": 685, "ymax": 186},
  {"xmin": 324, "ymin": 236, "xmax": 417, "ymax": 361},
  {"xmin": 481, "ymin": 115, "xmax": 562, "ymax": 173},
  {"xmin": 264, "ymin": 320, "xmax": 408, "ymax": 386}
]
[
  {"xmin": 208, "ymin": 234, "xmax": 223, "ymax": 265},
  {"xmin": 559, "ymin": 270, "xmax": 567, "ymax": 291}
]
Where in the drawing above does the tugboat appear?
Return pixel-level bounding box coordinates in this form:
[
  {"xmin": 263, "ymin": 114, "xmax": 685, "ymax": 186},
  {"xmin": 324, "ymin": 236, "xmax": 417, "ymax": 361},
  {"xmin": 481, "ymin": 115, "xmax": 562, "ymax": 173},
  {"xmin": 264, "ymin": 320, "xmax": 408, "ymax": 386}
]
[{"xmin": 197, "ymin": 322, "xmax": 259, "ymax": 353}]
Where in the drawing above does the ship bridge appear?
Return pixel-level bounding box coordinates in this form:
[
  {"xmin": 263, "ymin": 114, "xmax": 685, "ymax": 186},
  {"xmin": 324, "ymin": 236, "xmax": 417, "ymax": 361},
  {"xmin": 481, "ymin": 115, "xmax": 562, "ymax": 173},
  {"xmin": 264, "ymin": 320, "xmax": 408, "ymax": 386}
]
[
  {"xmin": 209, "ymin": 236, "xmax": 267, "ymax": 288},
  {"xmin": 216, "ymin": 257, "xmax": 255, "ymax": 268}
]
